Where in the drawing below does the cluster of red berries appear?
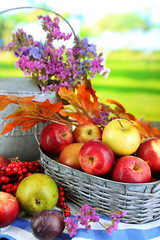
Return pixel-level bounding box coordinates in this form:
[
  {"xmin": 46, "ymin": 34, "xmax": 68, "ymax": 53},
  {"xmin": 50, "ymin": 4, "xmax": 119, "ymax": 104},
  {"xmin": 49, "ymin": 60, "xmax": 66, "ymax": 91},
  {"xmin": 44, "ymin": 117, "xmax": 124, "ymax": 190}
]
[
  {"xmin": 0, "ymin": 160, "xmax": 42, "ymax": 196},
  {"xmin": 58, "ymin": 186, "xmax": 71, "ymax": 217}
]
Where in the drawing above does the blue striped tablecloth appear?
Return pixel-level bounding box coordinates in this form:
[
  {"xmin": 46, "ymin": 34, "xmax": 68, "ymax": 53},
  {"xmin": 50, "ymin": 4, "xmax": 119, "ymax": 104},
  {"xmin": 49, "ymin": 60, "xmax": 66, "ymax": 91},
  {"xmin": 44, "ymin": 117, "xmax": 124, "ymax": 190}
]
[{"xmin": 1, "ymin": 202, "xmax": 160, "ymax": 240}]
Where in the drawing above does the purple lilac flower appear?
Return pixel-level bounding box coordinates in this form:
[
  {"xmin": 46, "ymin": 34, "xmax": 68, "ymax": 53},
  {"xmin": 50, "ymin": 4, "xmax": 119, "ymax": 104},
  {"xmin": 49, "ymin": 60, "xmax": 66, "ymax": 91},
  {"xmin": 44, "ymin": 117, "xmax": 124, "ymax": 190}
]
[
  {"xmin": 88, "ymin": 43, "xmax": 97, "ymax": 56},
  {"xmin": 41, "ymin": 82, "xmax": 71, "ymax": 93},
  {"xmin": 5, "ymin": 14, "xmax": 110, "ymax": 91},
  {"xmin": 64, "ymin": 217, "xmax": 78, "ymax": 237},
  {"xmin": 90, "ymin": 57, "xmax": 104, "ymax": 77},
  {"xmin": 82, "ymin": 36, "xmax": 88, "ymax": 50},
  {"xmin": 75, "ymin": 204, "xmax": 99, "ymax": 230},
  {"xmin": 29, "ymin": 46, "xmax": 44, "ymax": 59}
]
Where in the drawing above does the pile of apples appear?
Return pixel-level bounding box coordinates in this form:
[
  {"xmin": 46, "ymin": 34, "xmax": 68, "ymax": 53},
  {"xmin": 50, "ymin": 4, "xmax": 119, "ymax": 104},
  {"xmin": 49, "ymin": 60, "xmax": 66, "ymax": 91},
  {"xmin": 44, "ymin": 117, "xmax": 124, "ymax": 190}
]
[{"xmin": 40, "ymin": 119, "xmax": 160, "ymax": 184}]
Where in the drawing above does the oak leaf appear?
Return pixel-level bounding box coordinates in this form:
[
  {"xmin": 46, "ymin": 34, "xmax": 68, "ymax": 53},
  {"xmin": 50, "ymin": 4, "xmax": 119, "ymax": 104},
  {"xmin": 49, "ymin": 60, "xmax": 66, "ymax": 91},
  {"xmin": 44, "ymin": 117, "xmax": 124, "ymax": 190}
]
[
  {"xmin": 58, "ymin": 83, "xmax": 101, "ymax": 125},
  {"xmin": 0, "ymin": 95, "xmax": 64, "ymax": 135}
]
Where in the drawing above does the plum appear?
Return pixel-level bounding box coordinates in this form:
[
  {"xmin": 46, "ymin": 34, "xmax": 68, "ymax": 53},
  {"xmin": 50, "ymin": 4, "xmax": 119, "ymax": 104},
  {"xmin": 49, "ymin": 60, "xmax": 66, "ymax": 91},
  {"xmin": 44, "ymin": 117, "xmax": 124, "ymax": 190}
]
[{"xmin": 30, "ymin": 209, "xmax": 65, "ymax": 240}]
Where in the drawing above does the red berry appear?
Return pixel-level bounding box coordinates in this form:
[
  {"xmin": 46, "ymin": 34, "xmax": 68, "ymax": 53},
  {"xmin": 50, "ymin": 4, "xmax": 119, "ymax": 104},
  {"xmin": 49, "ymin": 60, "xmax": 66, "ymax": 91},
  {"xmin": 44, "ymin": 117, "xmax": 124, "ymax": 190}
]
[
  {"xmin": 18, "ymin": 170, "xmax": 23, "ymax": 175},
  {"xmin": 63, "ymin": 204, "xmax": 67, "ymax": 209},
  {"xmin": 7, "ymin": 183, "xmax": 13, "ymax": 188},
  {"xmin": 4, "ymin": 177, "xmax": 10, "ymax": 183},
  {"xmin": 19, "ymin": 161, "xmax": 24, "ymax": 167},
  {"xmin": 65, "ymin": 212, "xmax": 71, "ymax": 217},
  {"xmin": 18, "ymin": 176, "xmax": 23, "ymax": 182},
  {"xmin": 59, "ymin": 201, "xmax": 64, "ymax": 207},
  {"xmin": 6, "ymin": 187, "xmax": 11, "ymax": 193},
  {"xmin": 1, "ymin": 176, "xmax": 7, "ymax": 182},
  {"xmin": 24, "ymin": 162, "xmax": 29, "ymax": 167},
  {"xmin": 13, "ymin": 167, "xmax": 18, "ymax": 173},
  {"xmin": 13, "ymin": 184, "xmax": 18, "ymax": 190},
  {"xmin": 22, "ymin": 168, "xmax": 27, "ymax": 173},
  {"xmin": 66, "ymin": 206, "xmax": 70, "ymax": 211},
  {"xmin": 59, "ymin": 191, "xmax": 64, "ymax": 196},
  {"xmin": 60, "ymin": 196, "xmax": 65, "ymax": 202},
  {"xmin": 5, "ymin": 167, "xmax": 11, "ymax": 174},
  {"xmin": 2, "ymin": 184, "xmax": 7, "ymax": 190},
  {"xmin": 59, "ymin": 186, "xmax": 63, "ymax": 191},
  {"xmin": 35, "ymin": 162, "xmax": 39, "ymax": 167},
  {"xmin": 27, "ymin": 172, "xmax": 32, "ymax": 176},
  {"xmin": 0, "ymin": 163, "xmax": 3, "ymax": 169}
]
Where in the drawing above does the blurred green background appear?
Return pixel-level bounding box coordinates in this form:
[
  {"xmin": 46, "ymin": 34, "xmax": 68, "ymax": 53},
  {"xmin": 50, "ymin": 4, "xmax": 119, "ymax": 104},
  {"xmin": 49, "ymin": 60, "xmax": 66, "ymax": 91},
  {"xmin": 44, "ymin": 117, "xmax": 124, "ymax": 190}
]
[{"xmin": 0, "ymin": 1, "xmax": 160, "ymax": 121}]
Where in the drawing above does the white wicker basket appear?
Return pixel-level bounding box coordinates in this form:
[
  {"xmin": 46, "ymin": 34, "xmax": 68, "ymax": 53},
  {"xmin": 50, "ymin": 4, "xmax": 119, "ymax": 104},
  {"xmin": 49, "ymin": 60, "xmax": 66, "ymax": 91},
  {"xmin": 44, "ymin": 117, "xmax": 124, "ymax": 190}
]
[{"xmin": 39, "ymin": 122, "xmax": 160, "ymax": 224}]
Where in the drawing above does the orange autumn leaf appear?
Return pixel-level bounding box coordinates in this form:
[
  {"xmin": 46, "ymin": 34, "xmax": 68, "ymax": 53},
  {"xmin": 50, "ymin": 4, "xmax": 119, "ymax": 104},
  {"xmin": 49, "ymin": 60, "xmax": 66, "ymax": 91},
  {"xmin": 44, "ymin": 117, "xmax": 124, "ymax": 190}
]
[
  {"xmin": 58, "ymin": 83, "xmax": 101, "ymax": 124},
  {"xmin": 103, "ymin": 99, "xmax": 136, "ymax": 121},
  {"xmin": 58, "ymin": 83, "xmax": 160, "ymax": 139},
  {"xmin": 133, "ymin": 120, "xmax": 160, "ymax": 139},
  {"xmin": 0, "ymin": 95, "xmax": 64, "ymax": 135},
  {"xmin": 0, "ymin": 95, "xmax": 35, "ymax": 111}
]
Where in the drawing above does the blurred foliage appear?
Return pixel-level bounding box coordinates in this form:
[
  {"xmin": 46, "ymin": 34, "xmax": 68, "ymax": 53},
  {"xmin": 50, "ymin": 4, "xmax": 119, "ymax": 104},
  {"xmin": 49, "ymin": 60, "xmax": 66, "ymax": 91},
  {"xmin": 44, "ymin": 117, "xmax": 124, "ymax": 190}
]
[
  {"xmin": 0, "ymin": 13, "xmax": 29, "ymax": 44},
  {"xmin": 0, "ymin": 8, "xmax": 73, "ymax": 46},
  {"xmin": 79, "ymin": 12, "xmax": 159, "ymax": 37}
]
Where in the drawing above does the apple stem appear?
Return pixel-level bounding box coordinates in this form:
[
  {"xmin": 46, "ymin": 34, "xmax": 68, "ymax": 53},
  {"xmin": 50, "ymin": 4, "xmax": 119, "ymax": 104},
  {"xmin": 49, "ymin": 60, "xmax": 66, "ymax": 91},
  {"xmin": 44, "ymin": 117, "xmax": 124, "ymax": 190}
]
[{"xmin": 117, "ymin": 119, "xmax": 124, "ymax": 131}]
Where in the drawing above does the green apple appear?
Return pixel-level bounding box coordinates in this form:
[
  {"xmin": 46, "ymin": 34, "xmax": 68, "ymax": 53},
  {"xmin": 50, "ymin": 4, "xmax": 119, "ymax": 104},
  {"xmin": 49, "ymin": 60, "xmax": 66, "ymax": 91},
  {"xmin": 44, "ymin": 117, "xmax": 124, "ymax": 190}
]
[
  {"xmin": 16, "ymin": 173, "xmax": 59, "ymax": 216},
  {"xmin": 102, "ymin": 119, "xmax": 141, "ymax": 155}
]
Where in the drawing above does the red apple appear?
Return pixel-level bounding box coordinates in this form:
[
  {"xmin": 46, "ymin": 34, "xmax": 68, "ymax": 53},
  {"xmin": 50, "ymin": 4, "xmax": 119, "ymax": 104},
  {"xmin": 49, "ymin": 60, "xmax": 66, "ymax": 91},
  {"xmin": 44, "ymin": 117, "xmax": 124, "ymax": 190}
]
[
  {"xmin": 79, "ymin": 140, "xmax": 115, "ymax": 176},
  {"xmin": 73, "ymin": 123, "xmax": 102, "ymax": 143},
  {"xmin": 112, "ymin": 155, "xmax": 151, "ymax": 183},
  {"xmin": 40, "ymin": 123, "xmax": 73, "ymax": 154},
  {"xmin": 137, "ymin": 137, "xmax": 160, "ymax": 174},
  {"xmin": 0, "ymin": 191, "xmax": 19, "ymax": 228},
  {"xmin": 59, "ymin": 143, "xmax": 84, "ymax": 170},
  {"xmin": 0, "ymin": 156, "xmax": 10, "ymax": 177},
  {"xmin": 102, "ymin": 119, "xmax": 141, "ymax": 155}
]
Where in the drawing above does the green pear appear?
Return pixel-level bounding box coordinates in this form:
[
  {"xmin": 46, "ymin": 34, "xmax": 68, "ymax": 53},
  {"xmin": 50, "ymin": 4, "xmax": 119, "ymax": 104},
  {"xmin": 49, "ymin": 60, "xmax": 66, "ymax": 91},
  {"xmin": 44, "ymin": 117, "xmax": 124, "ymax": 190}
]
[{"xmin": 16, "ymin": 173, "xmax": 59, "ymax": 216}]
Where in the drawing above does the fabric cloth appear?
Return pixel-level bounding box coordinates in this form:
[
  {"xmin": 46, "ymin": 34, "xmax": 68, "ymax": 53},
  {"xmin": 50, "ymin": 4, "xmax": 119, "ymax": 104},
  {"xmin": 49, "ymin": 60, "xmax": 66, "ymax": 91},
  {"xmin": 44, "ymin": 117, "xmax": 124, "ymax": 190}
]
[{"xmin": 0, "ymin": 201, "xmax": 160, "ymax": 240}]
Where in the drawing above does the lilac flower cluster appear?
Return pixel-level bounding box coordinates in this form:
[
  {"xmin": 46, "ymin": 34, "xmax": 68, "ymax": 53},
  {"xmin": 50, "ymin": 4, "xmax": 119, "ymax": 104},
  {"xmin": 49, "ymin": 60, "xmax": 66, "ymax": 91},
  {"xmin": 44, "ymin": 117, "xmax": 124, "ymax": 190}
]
[
  {"xmin": 94, "ymin": 111, "xmax": 115, "ymax": 126},
  {"xmin": 104, "ymin": 211, "xmax": 126, "ymax": 235},
  {"xmin": 5, "ymin": 14, "xmax": 110, "ymax": 92},
  {"xmin": 64, "ymin": 204, "xmax": 126, "ymax": 237},
  {"xmin": 64, "ymin": 203, "xmax": 99, "ymax": 237}
]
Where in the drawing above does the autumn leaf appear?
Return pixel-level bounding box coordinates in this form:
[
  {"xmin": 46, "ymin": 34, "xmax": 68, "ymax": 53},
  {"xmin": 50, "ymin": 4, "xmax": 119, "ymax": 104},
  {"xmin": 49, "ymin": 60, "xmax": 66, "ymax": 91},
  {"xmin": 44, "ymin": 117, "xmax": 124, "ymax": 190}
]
[
  {"xmin": 133, "ymin": 120, "xmax": 160, "ymax": 139},
  {"xmin": 101, "ymin": 99, "xmax": 136, "ymax": 121},
  {"xmin": 58, "ymin": 83, "xmax": 101, "ymax": 124},
  {"xmin": 58, "ymin": 83, "xmax": 160, "ymax": 139},
  {"xmin": 0, "ymin": 95, "xmax": 65, "ymax": 135},
  {"xmin": 0, "ymin": 83, "xmax": 160, "ymax": 139},
  {"xmin": 0, "ymin": 95, "xmax": 35, "ymax": 111}
]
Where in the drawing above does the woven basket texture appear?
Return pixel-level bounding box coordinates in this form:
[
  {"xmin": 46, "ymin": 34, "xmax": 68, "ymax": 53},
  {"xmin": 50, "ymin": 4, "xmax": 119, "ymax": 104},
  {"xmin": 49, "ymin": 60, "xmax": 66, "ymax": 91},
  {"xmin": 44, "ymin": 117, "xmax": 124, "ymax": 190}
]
[{"xmin": 40, "ymin": 121, "xmax": 160, "ymax": 224}]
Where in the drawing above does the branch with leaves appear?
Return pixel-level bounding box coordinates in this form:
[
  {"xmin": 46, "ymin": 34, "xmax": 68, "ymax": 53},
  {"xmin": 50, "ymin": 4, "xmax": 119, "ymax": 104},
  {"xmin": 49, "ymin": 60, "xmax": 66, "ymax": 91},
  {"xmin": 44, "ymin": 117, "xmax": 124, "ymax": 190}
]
[{"xmin": 0, "ymin": 83, "xmax": 160, "ymax": 139}]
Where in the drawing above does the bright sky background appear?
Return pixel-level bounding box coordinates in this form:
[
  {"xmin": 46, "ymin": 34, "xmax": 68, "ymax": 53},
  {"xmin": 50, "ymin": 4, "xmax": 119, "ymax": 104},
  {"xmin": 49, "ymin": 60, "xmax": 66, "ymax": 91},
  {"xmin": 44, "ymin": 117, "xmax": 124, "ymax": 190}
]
[
  {"xmin": 1, "ymin": 0, "xmax": 160, "ymax": 24},
  {"xmin": 1, "ymin": 0, "xmax": 160, "ymax": 51}
]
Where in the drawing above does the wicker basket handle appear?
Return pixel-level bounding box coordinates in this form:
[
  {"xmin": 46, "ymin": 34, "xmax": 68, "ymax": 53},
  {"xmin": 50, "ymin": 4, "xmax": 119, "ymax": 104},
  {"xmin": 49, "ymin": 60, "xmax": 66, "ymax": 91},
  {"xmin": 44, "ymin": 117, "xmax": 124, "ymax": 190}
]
[
  {"xmin": 34, "ymin": 124, "xmax": 40, "ymax": 146},
  {"xmin": 0, "ymin": 6, "xmax": 76, "ymax": 38}
]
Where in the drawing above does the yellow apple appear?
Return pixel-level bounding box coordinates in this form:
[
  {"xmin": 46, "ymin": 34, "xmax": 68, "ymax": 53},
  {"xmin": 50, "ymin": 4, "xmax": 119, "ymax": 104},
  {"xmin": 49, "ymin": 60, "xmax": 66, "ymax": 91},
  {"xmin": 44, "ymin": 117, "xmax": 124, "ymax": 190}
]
[{"xmin": 102, "ymin": 119, "xmax": 141, "ymax": 155}]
